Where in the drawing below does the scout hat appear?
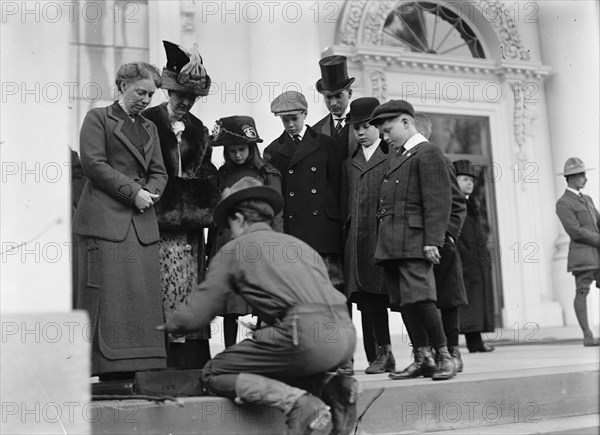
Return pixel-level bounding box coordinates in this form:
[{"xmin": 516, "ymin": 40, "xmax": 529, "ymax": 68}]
[
  {"xmin": 369, "ymin": 99, "xmax": 415, "ymax": 125},
  {"xmin": 316, "ymin": 55, "xmax": 355, "ymax": 96},
  {"xmin": 210, "ymin": 116, "xmax": 263, "ymax": 147},
  {"xmin": 213, "ymin": 177, "xmax": 284, "ymax": 227},
  {"xmin": 162, "ymin": 40, "xmax": 211, "ymax": 96},
  {"xmin": 557, "ymin": 157, "xmax": 595, "ymax": 176},
  {"xmin": 270, "ymin": 91, "xmax": 308, "ymax": 116},
  {"xmin": 453, "ymin": 160, "xmax": 477, "ymax": 177},
  {"xmin": 348, "ymin": 97, "xmax": 380, "ymax": 124}
]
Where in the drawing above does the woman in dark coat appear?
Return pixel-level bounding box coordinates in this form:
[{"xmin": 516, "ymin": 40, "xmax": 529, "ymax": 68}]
[
  {"xmin": 143, "ymin": 41, "xmax": 220, "ymax": 369},
  {"xmin": 210, "ymin": 116, "xmax": 283, "ymax": 347},
  {"xmin": 454, "ymin": 160, "xmax": 495, "ymax": 352},
  {"xmin": 73, "ymin": 61, "xmax": 168, "ymax": 379}
]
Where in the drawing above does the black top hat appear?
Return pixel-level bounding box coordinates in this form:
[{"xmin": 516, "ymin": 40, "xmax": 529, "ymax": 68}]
[
  {"xmin": 210, "ymin": 116, "xmax": 263, "ymax": 147},
  {"xmin": 213, "ymin": 177, "xmax": 284, "ymax": 227},
  {"xmin": 348, "ymin": 97, "xmax": 380, "ymax": 124},
  {"xmin": 162, "ymin": 41, "xmax": 211, "ymax": 97},
  {"xmin": 316, "ymin": 55, "xmax": 355, "ymax": 96},
  {"xmin": 453, "ymin": 160, "xmax": 477, "ymax": 177}
]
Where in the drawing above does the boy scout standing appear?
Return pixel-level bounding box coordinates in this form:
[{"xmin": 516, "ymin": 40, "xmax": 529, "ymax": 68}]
[
  {"xmin": 159, "ymin": 177, "xmax": 360, "ymax": 435},
  {"xmin": 556, "ymin": 157, "xmax": 600, "ymax": 346}
]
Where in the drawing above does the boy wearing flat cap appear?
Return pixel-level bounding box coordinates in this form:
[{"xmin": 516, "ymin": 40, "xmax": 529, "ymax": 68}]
[
  {"xmin": 159, "ymin": 177, "xmax": 359, "ymax": 435},
  {"xmin": 556, "ymin": 157, "xmax": 600, "ymax": 346},
  {"xmin": 370, "ymin": 100, "xmax": 456, "ymax": 381},
  {"xmin": 313, "ymin": 55, "xmax": 357, "ymax": 160}
]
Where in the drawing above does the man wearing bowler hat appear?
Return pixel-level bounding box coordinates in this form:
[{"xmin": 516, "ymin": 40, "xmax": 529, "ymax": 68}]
[
  {"xmin": 313, "ymin": 55, "xmax": 357, "ymax": 160},
  {"xmin": 556, "ymin": 157, "xmax": 600, "ymax": 346},
  {"xmin": 158, "ymin": 177, "xmax": 359, "ymax": 435},
  {"xmin": 370, "ymin": 100, "xmax": 456, "ymax": 381}
]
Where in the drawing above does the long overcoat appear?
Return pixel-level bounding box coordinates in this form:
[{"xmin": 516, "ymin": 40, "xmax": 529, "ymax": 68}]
[
  {"xmin": 375, "ymin": 141, "xmax": 451, "ymax": 262},
  {"xmin": 458, "ymin": 197, "xmax": 495, "ymax": 333},
  {"xmin": 556, "ymin": 190, "xmax": 600, "ymax": 272},
  {"xmin": 342, "ymin": 141, "xmax": 390, "ymax": 303},
  {"xmin": 264, "ymin": 126, "xmax": 343, "ymax": 255}
]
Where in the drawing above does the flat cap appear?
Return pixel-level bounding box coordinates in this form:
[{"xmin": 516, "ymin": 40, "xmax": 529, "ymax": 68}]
[
  {"xmin": 270, "ymin": 91, "xmax": 308, "ymax": 116},
  {"xmin": 369, "ymin": 99, "xmax": 415, "ymax": 125}
]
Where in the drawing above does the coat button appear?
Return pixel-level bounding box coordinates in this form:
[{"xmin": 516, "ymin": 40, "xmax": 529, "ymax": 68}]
[
  {"xmin": 311, "ymin": 189, "xmax": 317, "ymax": 194},
  {"xmin": 289, "ymin": 169, "xmax": 294, "ymax": 174},
  {"xmin": 185, "ymin": 244, "xmax": 192, "ymax": 251},
  {"xmin": 288, "ymin": 214, "xmax": 294, "ymax": 219},
  {"xmin": 311, "ymin": 167, "xmax": 317, "ymax": 172},
  {"xmin": 312, "ymin": 210, "xmax": 319, "ymax": 216},
  {"xmin": 380, "ymin": 198, "xmax": 384, "ymax": 202},
  {"xmin": 289, "ymin": 192, "xmax": 295, "ymax": 197},
  {"xmin": 383, "ymin": 178, "xmax": 388, "ymax": 182},
  {"xmin": 396, "ymin": 180, "xmax": 399, "ymax": 183},
  {"xmin": 381, "ymin": 209, "xmax": 386, "ymax": 213}
]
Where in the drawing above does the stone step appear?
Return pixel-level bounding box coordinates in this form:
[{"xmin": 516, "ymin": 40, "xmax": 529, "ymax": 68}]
[{"xmin": 91, "ymin": 362, "xmax": 598, "ymax": 434}]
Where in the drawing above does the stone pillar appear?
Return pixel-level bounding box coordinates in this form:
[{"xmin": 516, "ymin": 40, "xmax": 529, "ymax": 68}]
[{"xmin": 538, "ymin": 1, "xmax": 600, "ymax": 326}]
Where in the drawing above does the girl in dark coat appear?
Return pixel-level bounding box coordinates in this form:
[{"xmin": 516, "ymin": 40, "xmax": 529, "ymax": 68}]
[
  {"xmin": 454, "ymin": 160, "xmax": 495, "ymax": 352},
  {"xmin": 210, "ymin": 116, "xmax": 283, "ymax": 347}
]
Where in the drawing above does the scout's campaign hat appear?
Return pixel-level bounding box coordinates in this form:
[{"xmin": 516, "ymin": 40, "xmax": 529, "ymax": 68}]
[
  {"xmin": 211, "ymin": 116, "xmax": 263, "ymax": 147},
  {"xmin": 453, "ymin": 160, "xmax": 477, "ymax": 177},
  {"xmin": 557, "ymin": 157, "xmax": 595, "ymax": 176},
  {"xmin": 162, "ymin": 41, "xmax": 211, "ymax": 97},
  {"xmin": 213, "ymin": 177, "xmax": 284, "ymax": 227},
  {"xmin": 348, "ymin": 97, "xmax": 380, "ymax": 124},
  {"xmin": 270, "ymin": 91, "xmax": 308, "ymax": 116},
  {"xmin": 316, "ymin": 55, "xmax": 355, "ymax": 96},
  {"xmin": 369, "ymin": 100, "xmax": 415, "ymax": 125}
]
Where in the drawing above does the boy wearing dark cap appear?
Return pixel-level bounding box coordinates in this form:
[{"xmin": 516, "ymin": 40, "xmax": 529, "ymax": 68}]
[
  {"xmin": 313, "ymin": 55, "xmax": 357, "ymax": 160},
  {"xmin": 370, "ymin": 100, "xmax": 456, "ymax": 381},
  {"xmin": 158, "ymin": 177, "xmax": 359, "ymax": 435}
]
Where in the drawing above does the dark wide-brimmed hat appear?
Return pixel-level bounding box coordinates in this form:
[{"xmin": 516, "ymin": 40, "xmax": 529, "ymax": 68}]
[
  {"xmin": 162, "ymin": 41, "xmax": 211, "ymax": 97},
  {"xmin": 557, "ymin": 157, "xmax": 595, "ymax": 176},
  {"xmin": 453, "ymin": 160, "xmax": 477, "ymax": 177},
  {"xmin": 348, "ymin": 97, "xmax": 380, "ymax": 124},
  {"xmin": 316, "ymin": 55, "xmax": 355, "ymax": 96},
  {"xmin": 369, "ymin": 99, "xmax": 415, "ymax": 125},
  {"xmin": 213, "ymin": 177, "xmax": 284, "ymax": 227},
  {"xmin": 210, "ymin": 116, "xmax": 263, "ymax": 147}
]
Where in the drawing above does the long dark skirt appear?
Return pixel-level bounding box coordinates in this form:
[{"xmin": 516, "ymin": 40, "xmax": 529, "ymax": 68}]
[{"xmin": 76, "ymin": 224, "xmax": 166, "ymax": 376}]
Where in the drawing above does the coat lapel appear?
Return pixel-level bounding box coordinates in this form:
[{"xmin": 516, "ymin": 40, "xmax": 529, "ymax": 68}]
[
  {"xmin": 386, "ymin": 144, "xmax": 418, "ymax": 175},
  {"xmin": 289, "ymin": 129, "xmax": 321, "ymax": 167},
  {"xmin": 140, "ymin": 117, "xmax": 155, "ymax": 165},
  {"xmin": 108, "ymin": 105, "xmax": 147, "ymax": 168}
]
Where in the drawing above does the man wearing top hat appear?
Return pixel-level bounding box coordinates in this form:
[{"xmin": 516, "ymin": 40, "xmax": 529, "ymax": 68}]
[
  {"xmin": 313, "ymin": 55, "xmax": 357, "ymax": 161},
  {"xmin": 143, "ymin": 41, "xmax": 220, "ymax": 368},
  {"xmin": 556, "ymin": 157, "xmax": 600, "ymax": 347},
  {"xmin": 158, "ymin": 177, "xmax": 359, "ymax": 435},
  {"xmin": 369, "ymin": 100, "xmax": 456, "ymax": 381}
]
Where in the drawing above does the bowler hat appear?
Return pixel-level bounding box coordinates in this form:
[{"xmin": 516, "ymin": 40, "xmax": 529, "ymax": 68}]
[
  {"xmin": 162, "ymin": 41, "xmax": 211, "ymax": 97},
  {"xmin": 213, "ymin": 177, "xmax": 284, "ymax": 227},
  {"xmin": 557, "ymin": 157, "xmax": 595, "ymax": 176},
  {"xmin": 271, "ymin": 91, "xmax": 308, "ymax": 116},
  {"xmin": 369, "ymin": 100, "xmax": 415, "ymax": 125},
  {"xmin": 453, "ymin": 160, "xmax": 477, "ymax": 177},
  {"xmin": 348, "ymin": 97, "xmax": 380, "ymax": 124},
  {"xmin": 210, "ymin": 116, "xmax": 263, "ymax": 147},
  {"xmin": 316, "ymin": 55, "xmax": 355, "ymax": 96}
]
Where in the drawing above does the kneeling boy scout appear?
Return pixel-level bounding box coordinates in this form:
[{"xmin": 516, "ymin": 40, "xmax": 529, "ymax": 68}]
[{"xmin": 158, "ymin": 177, "xmax": 359, "ymax": 435}]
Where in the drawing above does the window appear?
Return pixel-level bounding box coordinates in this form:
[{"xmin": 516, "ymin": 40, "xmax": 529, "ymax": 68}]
[{"xmin": 383, "ymin": 2, "xmax": 485, "ymax": 58}]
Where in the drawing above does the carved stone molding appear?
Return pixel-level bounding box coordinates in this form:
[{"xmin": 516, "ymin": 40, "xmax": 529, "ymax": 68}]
[
  {"xmin": 337, "ymin": 0, "xmax": 531, "ymax": 61},
  {"xmin": 180, "ymin": 2, "xmax": 195, "ymax": 33},
  {"xmin": 367, "ymin": 69, "xmax": 388, "ymax": 101}
]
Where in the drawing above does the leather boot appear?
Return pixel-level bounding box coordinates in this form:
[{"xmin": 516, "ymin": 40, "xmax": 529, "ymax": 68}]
[
  {"xmin": 365, "ymin": 345, "xmax": 396, "ymax": 374},
  {"xmin": 448, "ymin": 346, "xmax": 463, "ymax": 373},
  {"xmin": 432, "ymin": 346, "xmax": 456, "ymax": 381},
  {"xmin": 388, "ymin": 347, "xmax": 435, "ymax": 380},
  {"xmin": 235, "ymin": 373, "xmax": 331, "ymax": 435},
  {"xmin": 319, "ymin": 373, "xmax": 361, "ymax": 435}
]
